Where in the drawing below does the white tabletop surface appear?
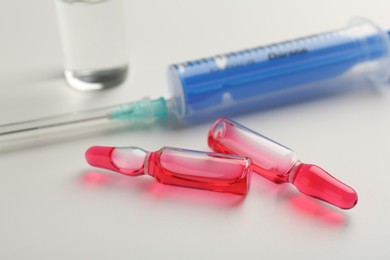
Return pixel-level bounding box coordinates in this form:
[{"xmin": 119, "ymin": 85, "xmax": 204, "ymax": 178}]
[{"xmin": 1, "ymin": 0, "xmax": 390, "ymax": 259}]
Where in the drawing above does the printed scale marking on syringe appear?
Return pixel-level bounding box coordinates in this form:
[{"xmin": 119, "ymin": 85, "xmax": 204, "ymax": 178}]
[{"xmin": 176, "ymin": 29, "xmax": 351, "ymax": 75}]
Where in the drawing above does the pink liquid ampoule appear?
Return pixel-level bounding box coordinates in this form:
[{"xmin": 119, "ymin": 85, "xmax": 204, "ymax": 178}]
[
  {"xmin": 85, "ymin": 146, "xmax": 252, "ymax": 195},
  {"xmin": 208, "ymin": 118, "xmax": 358, "ymax": 209}
]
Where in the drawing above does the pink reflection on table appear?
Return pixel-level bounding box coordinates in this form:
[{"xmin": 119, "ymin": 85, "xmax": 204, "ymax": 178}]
[
  {"xmin": 82, "ymin": 171, "xmax": 114, "ymax": 186},
  {"xmin": 288, "ymin": 194, "xmax": 347, "ymax": 225},
  {"xmin": 80, "ymin": 170, "xmax": 245, "ymax": 208}
]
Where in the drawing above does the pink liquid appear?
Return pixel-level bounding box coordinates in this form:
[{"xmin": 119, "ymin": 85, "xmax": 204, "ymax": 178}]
[
  {"xmin": 208, "ymin": 135, "xmax": 289, "ymax": 183},
  {"xmin": 147, "ymin": 148, "xmax": 251, "ymax": 195},
  {"xmin": 208, "ymin": 118, "xmax": 295, "ymax": 183}
]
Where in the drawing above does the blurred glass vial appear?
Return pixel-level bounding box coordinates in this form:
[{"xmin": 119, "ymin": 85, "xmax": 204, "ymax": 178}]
[{"xmin": 56, "ymin": 0, "xmax": 128, "ymax": 91}]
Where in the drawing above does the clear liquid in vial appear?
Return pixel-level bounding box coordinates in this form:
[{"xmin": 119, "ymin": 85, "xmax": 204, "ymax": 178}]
[{"xmin": 56, "ymin": 0, "xmax": 128, "ymax": 91}]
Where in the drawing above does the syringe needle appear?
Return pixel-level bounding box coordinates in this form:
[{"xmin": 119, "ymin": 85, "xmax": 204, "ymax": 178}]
[
  {"xmin": 0, "ymin": 97, "xmax": 169, "ymax": 142},
  {"xmin": 0, "ymin": 115, "xmax": 107, "ymax": 137}
]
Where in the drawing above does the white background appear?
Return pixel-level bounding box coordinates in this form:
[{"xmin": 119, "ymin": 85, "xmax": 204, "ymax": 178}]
[{"xmin": 1, "ymin": 0, "xmax": 390, "ymax": 259}]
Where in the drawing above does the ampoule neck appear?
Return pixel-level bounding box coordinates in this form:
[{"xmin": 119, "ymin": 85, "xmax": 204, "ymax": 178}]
[
  {"xmin": 111, "ymin": 147, "xmax": 150, "ymax": 176},
  {"xmin": 144, "ymin": 147, "xmax": 169, "ymax": 177},
  {"xmin": 287, "ymin": 161, "xmax": 302, "ymax": 183}
]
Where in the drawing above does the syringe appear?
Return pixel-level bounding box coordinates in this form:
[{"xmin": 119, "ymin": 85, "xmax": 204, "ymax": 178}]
[{"xmin": 1, "ymin": 18, "xmax": 390, "ymax": 141}]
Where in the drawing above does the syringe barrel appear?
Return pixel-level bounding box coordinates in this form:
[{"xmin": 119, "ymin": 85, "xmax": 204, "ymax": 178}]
[{"xmin": 168, "ymin": 19, "xmax": 390, "ymax": 122}]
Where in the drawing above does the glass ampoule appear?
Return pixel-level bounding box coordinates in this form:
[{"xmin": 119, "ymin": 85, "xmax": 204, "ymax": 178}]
[
  {"xmin": 85, "ymin": 145, "xmax": 252, "ymax": 195},
  {"xmin": 208, "ymin": 118, "xmax": 358, "ymax": 209}
]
